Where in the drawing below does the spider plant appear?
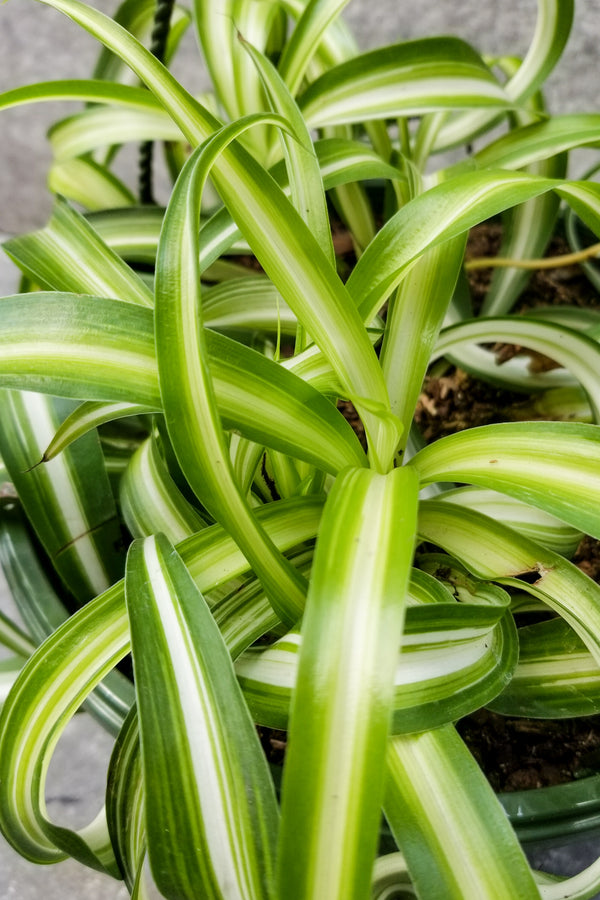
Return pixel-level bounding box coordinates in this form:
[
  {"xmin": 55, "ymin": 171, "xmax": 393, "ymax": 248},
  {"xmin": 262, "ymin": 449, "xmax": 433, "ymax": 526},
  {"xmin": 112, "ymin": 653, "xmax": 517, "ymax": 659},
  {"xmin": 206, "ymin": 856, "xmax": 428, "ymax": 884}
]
[{"xmin": 2, "ymin": 0, "xmax": 600, "ymax": 898}]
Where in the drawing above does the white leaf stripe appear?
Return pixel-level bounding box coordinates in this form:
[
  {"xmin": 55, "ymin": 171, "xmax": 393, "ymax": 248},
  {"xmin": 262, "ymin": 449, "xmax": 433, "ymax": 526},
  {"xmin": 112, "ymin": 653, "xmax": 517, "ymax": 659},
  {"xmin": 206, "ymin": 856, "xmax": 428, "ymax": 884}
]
[
  {"xmin": 384, "ymin": 726, "xmax": 540, "ymax": 898},
  {"xmin": 413, "ymin": 422, "xmax": 600, "ymax": 539},
  {"xmin": 128, "ymin": 534, "xmax": 278, "ymax": 899},
  {"xmin": 138, "ymin": 538, "xmax": 253, "ymax": 899},
  {"xmin": 299, "ymin": 38, "xmax": 509, "ymax": 128},
  {"xmin": 277, "ymin": 467, "xmax": 418, "ymax": 900}
]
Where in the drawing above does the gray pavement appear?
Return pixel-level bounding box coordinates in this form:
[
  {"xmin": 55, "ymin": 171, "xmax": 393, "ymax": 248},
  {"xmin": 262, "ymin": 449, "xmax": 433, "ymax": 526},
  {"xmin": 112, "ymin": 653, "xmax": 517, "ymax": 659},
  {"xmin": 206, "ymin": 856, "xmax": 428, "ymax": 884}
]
[{"xmin": 2, "ymin": 1, "xmax": 600, "ymax": 896}]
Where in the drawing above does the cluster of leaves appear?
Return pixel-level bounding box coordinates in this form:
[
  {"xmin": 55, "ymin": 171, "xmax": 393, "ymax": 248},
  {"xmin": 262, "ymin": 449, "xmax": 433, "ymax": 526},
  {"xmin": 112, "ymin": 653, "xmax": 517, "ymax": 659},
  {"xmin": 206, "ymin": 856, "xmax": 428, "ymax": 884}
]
[{"xmin": 2, "ymin": 0, "xmax": 600, "ymax": 897}]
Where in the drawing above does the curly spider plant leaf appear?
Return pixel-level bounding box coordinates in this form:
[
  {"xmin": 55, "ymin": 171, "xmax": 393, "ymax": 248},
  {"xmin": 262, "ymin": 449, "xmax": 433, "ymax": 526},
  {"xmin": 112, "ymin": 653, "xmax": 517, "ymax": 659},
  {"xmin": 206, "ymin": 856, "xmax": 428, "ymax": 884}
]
[
  {"xmin": 434, "ymin": 0, "xmax": 574, "ymax": 151},
  {"xmin": 277, "ymin": 0, "xmax": 353, "ymax": 96},
  {"xmin": 155, "ymin": 113, "xmax": 311, "ymax": 625},
  {"xmin": 47, "ymin": 103, "xmax": 181, "ymax": 161},
  {"xmin": 125, "ymin": 533, "xmax": 279, "ymax": 900},
  {"xmin": 92, "ymin": 0, "xmax": 190, "ymax": 85},
  {"xmin": 240, "ymin": 33, "xmax": 334, "ymax": 269},
  {"xmin": 192, "ymin": 0, "xmax": 279, "ymax": 152},
  {"xmin": 0, "ymin": 494, "xmax": 322, "ymax": 869},
  {"xmin": 474, "ymin": 113, "xmax": 600, "ymax": 172},
  {"xmin": 489, "ymin": 616, "xmax": 600, "ymax": 718},
  {"xmin": 478, "ymin": 152, "xmax": 567, "ymax": 318},
  {"xmin": 86, "ymin": 205, "xmax": 165, "ymax": 267},
  {"xmin": 0, "ymin": 293, "xmax": 366, "ymax": 477},
  {"xmin": 0, "ymin": 391, "xmax": 125, "ymax": 603},
  {"xmin": 3, "ymin": 198, "xmax": 153, "ymax": 306},
  {"xmin": 418, "ymin": 500, "xmax": 600, "ymax": 665},
  {"xmin": 40, "ymin": 401, "xmax": 156, "ymax": 463},
  {"xmin": 384, "ymin": 725, "xmax": 541, "ymax": 899},
  {"xmin": 277, "ymin": 465, "xmax": 418, "ymax": 900},
  {"xmin": 0, "ymin": 503, "xmax": 133, "ymax": 733},
  {"xmin": 413, "ymin": 422, "xmax": 600, "ymax": 540},
  {"xmin": 438, "ymin": 486, "xmax": 582, "ymax": 558},
  {"xmin": 106, "ymin": 704, "xmax": 144, "ymax": 892},
  {"xmin": 434, "ymin": 315, "xmax": 600, "ymax": 410},
  {"xmin": 0, "ymin": 78, "xmax": 164, "ymax": 114},
  {"xmin": 120, "ymin": 434, "xmax": 209, "ymax": 542},
  {"xmin": 49, "ymin": 157, "xmax": 136, "ymax": 210},
  {"xmin": 29, "ymin": 0, "xmax": 410, "ymax": 469},
  {"xmin": 237, "ymin": 562, "xmax": 517, "ymax": 735},
  {"xmin": 380, "ymin": 232, "xmax": 467, "ymax": 447},
  {"xmin": 347, "ymin": 170, "xmax": 600, "ymax": 325},
  {"xmin": 298, "ymin": 37, "xmax": 511, "ymax": 129}
]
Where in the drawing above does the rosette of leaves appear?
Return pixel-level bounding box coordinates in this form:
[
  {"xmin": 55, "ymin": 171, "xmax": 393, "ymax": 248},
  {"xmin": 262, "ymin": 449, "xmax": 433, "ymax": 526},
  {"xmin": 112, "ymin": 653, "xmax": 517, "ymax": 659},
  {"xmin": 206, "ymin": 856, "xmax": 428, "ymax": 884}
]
[{"xmin": 2, "ymin": 1, "xmax": 600, "ymax": 898}]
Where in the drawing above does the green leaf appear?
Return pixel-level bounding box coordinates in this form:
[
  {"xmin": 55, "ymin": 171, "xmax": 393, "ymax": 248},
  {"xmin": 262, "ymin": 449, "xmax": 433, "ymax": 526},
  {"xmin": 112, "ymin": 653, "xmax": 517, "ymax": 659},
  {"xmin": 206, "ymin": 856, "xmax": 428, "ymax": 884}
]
[
  {"xmin": 120, "ymin": 435, "xmax": 208, "ymax": 543},
  {"xmin": 347, "ymin": 168, "xmax": 561, "ymax": 324},
  {"xmin": 0, "ymin": 79, "xmax": 166, "ymax": 114},
  {"xmin": 434, "ymin": 0, "xmax": 575, "ymax": 151},
  {"xmin": 155, "ymin": 115, "xmax": 343, "ymax": 624},
  {"xmin": 87, "ymin": 205, "xmax": 164, "ymax": 266},
  {"xmin": 435, "ymin": 315, "xmax": 597, "ymax": 394},
  {"xmin": 48, "ymin": 104, "xmax": 181, "ymax": 163},
  {"xmin": 298, "ymin": 37, "xmax": 510, "ymax": 128},
  {"xmin": 438, "ymin": 486, "xmax": 582, "ymax": 557},
  {"xmin": 490, "ymin": 617, "xmax": 600, "ymax": 718},
  {"xmin": 125, "ymin": 534, "xmax": 279, "ymax": 900},
  {"xmin": 0, "ymin": 504, "xmax": 133, "ymax": 734},
  {"xmin": 191, "ymin": 0, "xmax": 274, "ymax": 138},
  {"xmin": 237, "ymin": 561, "xmax": 517, "ymax": 735},
  {"xmin": 0, "ymin": 293, "xmax": 366, "ymax": 476},
  {"xmin": 0, "ymin": 578, "xmax": 129, "ymax": 869},
  {"xmin": 106, "ymin": 705, "xmax": 144, "ymax": 892},
  {"xmin": 0, "ymin": 496, "xmax": 321, "ymax": 867},
  {"xmin": 412, "ymin": 422, "xmax": 600, "ymax": 539},
  {"xmin": 92, "ymin": 0, "xmax": 190, "ymax": 83},
  {"xmin": 381, "ymin": 233, "xmax": 466, "ymax": 449},
  {"xmin": 41, "ymin": 400, "xmax": 156, "ymax": 462},
  {"xmin": 0, "ymin": 391, "xmax": 124, "ymax": 603},
  {"xmin": 33, "ymin": 0, "xmax": 397, "ymax": 469},
  {"xmin": 474, "ymin": 114, "xmax": 600, "ymax": 172},
  {"xmin": 479, "ymin": 152, "xmax": 566, "ymax": 317},
  {"xmin": 48, "ymin": 157, "xmax": 136, "ymax": 210},
  {"xmin": 202, "ymin": 277, "xmax": 297, "ymax": 337},
  {"xmin": 277, "ymin": 465, "xmax": 419, "ymax": 900},
  {"xmin": 240, "ymin": 34, "xmax": 335, "ymax": 270},
  {"xmin": 277, "ymin": 0, "xmax": 353, "ymax": 96},
  {"xmin": 4, "ymin": 198, "xmax": 153, "ymax": 307},
  {"xmin": 384, "ymin": 725, "xmax": 540, "ymax": 898},
  {"xmin": 418, "ymin": 500, "xmax": 600, "ymax": 665}
]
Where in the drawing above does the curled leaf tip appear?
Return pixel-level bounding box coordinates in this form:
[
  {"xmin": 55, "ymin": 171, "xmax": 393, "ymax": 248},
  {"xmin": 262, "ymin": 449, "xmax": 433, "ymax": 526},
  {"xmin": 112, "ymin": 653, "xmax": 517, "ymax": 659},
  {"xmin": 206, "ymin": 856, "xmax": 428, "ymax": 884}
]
[{"xmin": 23, "ymin": 456, "xmax": 46, "ymax": 473}]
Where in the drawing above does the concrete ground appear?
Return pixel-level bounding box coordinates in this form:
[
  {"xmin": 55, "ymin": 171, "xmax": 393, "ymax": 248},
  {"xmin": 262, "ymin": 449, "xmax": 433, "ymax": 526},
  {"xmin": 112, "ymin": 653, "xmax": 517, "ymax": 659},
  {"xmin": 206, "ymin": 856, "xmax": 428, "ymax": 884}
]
[{"xmin": 1, "ymin": 1, "xmax": 600, "ymax": 896}]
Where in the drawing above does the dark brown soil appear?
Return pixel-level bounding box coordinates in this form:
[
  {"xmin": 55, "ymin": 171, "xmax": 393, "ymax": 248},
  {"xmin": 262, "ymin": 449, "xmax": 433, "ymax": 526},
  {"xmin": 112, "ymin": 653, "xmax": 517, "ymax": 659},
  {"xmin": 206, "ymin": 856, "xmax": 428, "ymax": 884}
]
[
  {"xmin": 415, "ymin": 368, "xmax": 528, "ymax": 442},
  {"xmin": 457, "ymin": 709, "xmax": 600, "ymax": 792},
  {"xmin": 466, "ymin": 222, "xmax": 600, "ymax": 314}
]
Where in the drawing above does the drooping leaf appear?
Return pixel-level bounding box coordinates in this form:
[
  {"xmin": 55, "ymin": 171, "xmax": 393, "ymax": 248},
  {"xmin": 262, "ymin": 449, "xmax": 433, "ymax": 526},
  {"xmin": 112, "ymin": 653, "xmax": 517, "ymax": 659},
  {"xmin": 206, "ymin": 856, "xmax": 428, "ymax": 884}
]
[
  {"xmin": 126, "ymin": 534, "xmax": 279, "ymax": 900},
  {"xmin": 384, "ymin": 725, "xmax": 540, "ymax": 898},
  {"xmin": 413, "ymin": 422, "xmax": 600, "ymax": 539}
]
